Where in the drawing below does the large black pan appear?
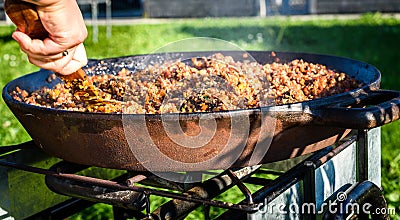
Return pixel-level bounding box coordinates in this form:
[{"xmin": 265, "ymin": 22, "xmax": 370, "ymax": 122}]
[{"xmin": 2, "ymin": 51, "xmax": 400, "ymax": 171}]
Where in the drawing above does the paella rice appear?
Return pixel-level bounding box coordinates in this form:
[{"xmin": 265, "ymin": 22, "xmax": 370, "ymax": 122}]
[{"xmin": 11, "ymin": 53, "xmax": 362, "ymax": 114}]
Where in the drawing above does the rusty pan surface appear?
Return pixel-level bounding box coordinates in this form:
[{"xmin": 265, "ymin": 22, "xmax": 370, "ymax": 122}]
[{"xmin": 3, "ymin": 51, "xmax": 400, "ymax": 171}]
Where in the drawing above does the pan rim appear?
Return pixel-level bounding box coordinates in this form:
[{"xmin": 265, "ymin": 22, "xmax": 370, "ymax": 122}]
[{"xmin": 2, "ymin": 50, "xmax": 381, "ymax": 120}]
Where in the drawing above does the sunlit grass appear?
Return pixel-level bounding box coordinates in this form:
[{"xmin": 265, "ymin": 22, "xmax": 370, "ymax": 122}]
[{"xmin": 0, "ymin": 13, "xmax": 399, "ymax": 219}]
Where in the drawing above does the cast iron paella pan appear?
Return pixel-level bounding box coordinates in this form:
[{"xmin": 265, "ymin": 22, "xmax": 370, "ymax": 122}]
[{"xmin": 3, "ymin": 51, "xmax": 400, "ymax": 171}]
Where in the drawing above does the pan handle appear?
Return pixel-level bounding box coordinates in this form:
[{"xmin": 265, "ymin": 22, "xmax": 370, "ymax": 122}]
[{"xmin": 312, "ymin": 90, "xmax": 400, "ymax": 129}]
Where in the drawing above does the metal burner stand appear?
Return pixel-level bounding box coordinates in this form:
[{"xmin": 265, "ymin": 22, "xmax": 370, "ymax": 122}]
[{"xmin": 0, "ymin": 128, "xmax": 388, "ymax": 219}]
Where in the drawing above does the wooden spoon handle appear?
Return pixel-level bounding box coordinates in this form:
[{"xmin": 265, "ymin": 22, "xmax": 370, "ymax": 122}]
[{"xmin": 4, "ymin": 0, "xmax": 48, "ymax": 40}]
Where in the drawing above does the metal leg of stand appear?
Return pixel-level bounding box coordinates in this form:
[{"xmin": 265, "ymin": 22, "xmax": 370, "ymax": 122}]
[
  {"xmin": 358, "ymin": 128, "xmax": 381, "ymax": 187},
  {"xmin": 303, "ymin": 161, "xmax": 317, "ymax": 220},
  {"xmin": 106, "ymin": 0, "xmax": 112, "ymax": 38},
  {"xmin": 91, "ymin": 1, "xmax": 99, "ymax": 43}
]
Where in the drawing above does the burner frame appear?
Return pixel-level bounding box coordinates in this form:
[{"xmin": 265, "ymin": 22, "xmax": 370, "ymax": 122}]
[{"xmin": 0, "ymin": 128, "xmax": 387, "ymax": 219}]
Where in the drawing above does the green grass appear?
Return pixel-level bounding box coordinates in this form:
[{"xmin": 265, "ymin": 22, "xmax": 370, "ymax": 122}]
[{"xmin": 1, "ymin": 13, "xmax": 399, "ymax": 219}]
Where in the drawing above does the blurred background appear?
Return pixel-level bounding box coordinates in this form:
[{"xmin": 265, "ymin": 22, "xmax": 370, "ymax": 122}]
[
  {"xmin": 2, "ymin": 0, "xmax": 400, "ymax": 20},
  {"xmin": 0, "ymin": 0, "xmax": 399, "ymax": 219}
]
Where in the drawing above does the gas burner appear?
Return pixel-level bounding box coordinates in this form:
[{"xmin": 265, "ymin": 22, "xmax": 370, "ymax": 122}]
[{"xmin": 0, "ymin": 129, "xmax": 388, "ymax": 219}]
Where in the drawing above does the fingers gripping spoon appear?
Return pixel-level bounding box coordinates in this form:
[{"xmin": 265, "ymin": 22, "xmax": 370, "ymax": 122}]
[{"xmin": 4, "ymin": 0, "xmax": 119, "ymax": 106}]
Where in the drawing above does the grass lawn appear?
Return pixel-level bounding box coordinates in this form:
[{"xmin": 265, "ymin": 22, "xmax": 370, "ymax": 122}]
[{"xmin": 0, "ymin": 13, "xmax": 399, "ymax": 219}]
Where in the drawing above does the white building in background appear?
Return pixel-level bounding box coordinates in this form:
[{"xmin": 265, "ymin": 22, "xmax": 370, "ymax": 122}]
[{"xmin": 142, "ymin": 0, "xmax": 400, "ymax": 18}]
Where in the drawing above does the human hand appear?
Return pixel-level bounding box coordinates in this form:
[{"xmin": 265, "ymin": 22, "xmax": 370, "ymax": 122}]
[{"xmin": 9, "ymin": 0, "xmax": 88, "ymax": 75}]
